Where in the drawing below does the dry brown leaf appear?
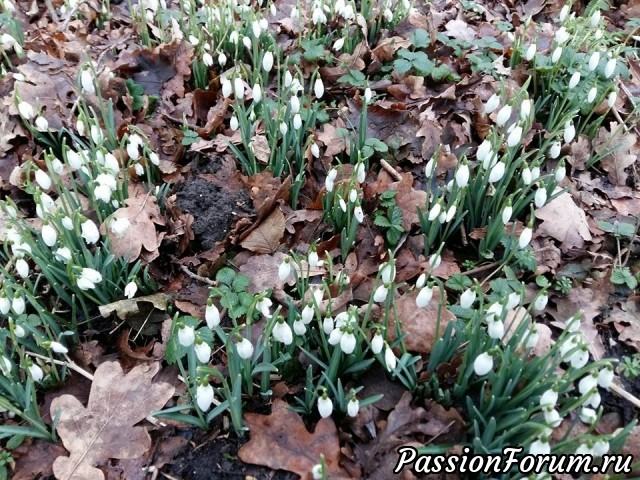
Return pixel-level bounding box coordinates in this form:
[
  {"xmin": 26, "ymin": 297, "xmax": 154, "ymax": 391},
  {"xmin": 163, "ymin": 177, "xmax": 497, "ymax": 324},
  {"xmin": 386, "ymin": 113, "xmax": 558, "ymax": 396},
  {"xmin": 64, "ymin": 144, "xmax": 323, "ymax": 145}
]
[
  {"xmin": 98, "ymin": 293, "xmax": 170, "ymax": 320},
  {"xmin": 238, "ymin": 399, "xmax": 349, "ymax": 480},
  {"xmin": 240, "ymin": 208, "xmax": 285, "ymax": 254},
  {"xmin": 250, "ymin": 135, "xmax": 271, "ymax": 164},
  {"xmin": 317, "ymin": 120, "xmax": 349, "ymax": 157},
  {"xmin": 444, "ymin": 19, "xmax": 476, "ymax": 42},
  {"xmin": 50, "ymin": 362, "xmax": 174, "ymax": 480},
  {"xmin": 594, "ymin": 122, "xmax": 639, "ymax": 186},
  {"xmin": 389, "ymin": 174, "xmax": 428, "ymax": 231},
  {"xmin": 535, "ymin": 191, "xmax": 592, "ymax": 249},
  {"xmin": 239, "ymin": 251, "xmax": 295, "ymax": 294},
  {"xmin": 388, "ymin": 287, "xmax": 455, "ymax": 353},
  {"xmin": 103, "ymin": 195, "xmax": 165, "ymax": 261}
]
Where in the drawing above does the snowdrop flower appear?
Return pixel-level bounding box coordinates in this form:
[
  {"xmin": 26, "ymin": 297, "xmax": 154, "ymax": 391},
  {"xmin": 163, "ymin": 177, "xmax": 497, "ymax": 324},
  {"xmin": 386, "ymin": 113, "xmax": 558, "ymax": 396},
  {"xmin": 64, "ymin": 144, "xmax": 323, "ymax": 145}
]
[
  {"xmin": 195, "ymin": 340, "xmax": 211, "ymax": 363},
  {"xmin": 279, "ymin": 121, "xmax": 288, "ymax": 136},
  {"xmin": 233, "ymin": 77, "xmax": 244, "ymax": 98},
  {"xmin": 519, "ymin": 225, "xmax": 533, "ymax": 249},
  {"xmin": 54, "ymin": 247, "xmax": 72, "ymax": 263},
  {"xmin": 559, "ymin": 4, "xmax": 569, "ymax": 22},
  {"xmin": 94, "ymin": 184, "xmax": 112, "ymax": 203},
  {"xmin": 495, "ymin": 105, "xmax": 512, "ymax": 127},
  {"xmin": 488, "ymin": 319, "xmax": 505, "ymax": 339},
  {"xmin": 520, "ymin": 99, "xmax": 532, "ymax": 120},
  {"xmin": 373, "ymin": 284, "xmax": 389, "ymax": 303},
  {"xmin": 221, "ymin": 77, "xmax": 232, "ymax": 98},
  {"xmin": 340, "ymin": 331, "xmax": 356, "ymax": 354},
  {"xmin": 317, "ymin": 393, "xmax": 333, "ymax": 418},
  {"xmin": 230, "ymin": 115, "xmax": 239, "ymax": 131},
  {"xmin": 314, "ymin": 78, "xmax": 324, "ymax": 99},
  {"xmin": 251, "ymin": 20, "xmax": 261, "ymax": 38},
  {"xmin": 312, "ymin": 6, "xmax": 327, "ymax": 24},
  {"xmin": 473, "ymin": 352, "xmax": 494, "ymax": 376},
  {"xmin": 598, "ymin": 366, "xmax": 614, "ymax": 389},
  {"xmin": 178, "ymin": 324, "xmax": 195, "ymax": 347},
  {"xmin": 552, "ymin": 46, "xmax": 562, "ymax": 64},
  {"xmin": 354, "ymin": 205, "xmax": 364, "ymax": 223},
  {"xmin": 196, "ymin": 382, "xmax": 214, "ymax": 411},
  {"xmin": 579, "ymin": 373, "xmax": 598, "ymax": 396},
  {"xmin": 0, "ymin": 293, "xmax": 9, "ymax": 315},
  {"xmin": 529, "ymin": 438, "xmax": 550, "ymax": 455},
  {"xmin": 476, "ymin": 139, "xmax": 492, "ymax": 163},
  {"xmin": 540, "ymin": 388, "xmax": 558, "ymax": 408},
  {"xmin": 242, "ymin": 36, "xmax": 252, "ymax": 50},
  {"xmin": 15, "ymin": 258, "xmax": 29, "ymax": 278},
  {"xmin": 484, "ymin": 93, "xmax": 500, "ymax": 114},
  {"xmin": 585, "ymin": 391, "xmax": 601, "ymax": 409},
  {"xmin": 607, "ymin": 91, "xmax": 617, "ymax": 108},
  {"xmin": 14, "ymin": 323, "xmax": 25, "ymax": 338},
  {"xmin": 534, "ymin": 292, "xmax": 548, "ymax": 311},
  {"xmin": 534, "ymin": 185, "xmax": 547, "ymax": 208},
  {"xmin": 293, "ymin": 319, "xmax": 306, "ymax": 336},
  {"xmin": 278, "ymin": 256, "xmax": 292, "ymax": 281},
  {"xmin": 347, "ymin": 397, "xmax": 359, "ymax": 417},
  {"xmin": 380, "ymin": 263, "xmax": 395, "ymax": 283},
  {"xmin": 489, "ymin": 162, "xmax": 506, "ymax": 183},
  {"xmin": 252, "ymin": 83, "xmax": 262, "ymax": 103},
  {"xmin": 256, "ymin": 297, "xmax": 273, "ymax": 318},
  {"xmin": 322, "ymin": 315, "xmax": 334, "ymax": 335},
  {"xmin": 272, "ymin": 318, "xmax": 293, "ymax": 345},
  {"xmin": 593, "ymin": 440, "xmax": 609, "ymax": 457},
  {"xmin": 80, "ymin": 68, "xmax": 95, "ymax": 95},
  {"xmin": 123, "ymin": 281, "xmax": 138, "ymax": 299},
  {"xmin": 293, "ymin": 113, "xmax": 302, "ymax": 130},
  {"xmin": 548, "ymin": 141, "xmax": 561, "ymax": 159},
  {"xmin": 604, "ymin": 58, "xmax": 616, "ymax": 78},
  {"xmin": 262, "ymin": 51, "xmax": 274, "ymax": 72},
  {"xmin": 424, "ymin": 158, "xmax": 436, "ymax": 177},
  {"xmin": 204, "ymin": 300, "xmax": 220, "ymax": 328},
  {"xmin": 328, "ymin": 327, "xmax": 343, "ymax": 345},
  {"xmin": 0, "ymin": 356, "xmax": 11, "ymax": 376},
  {"xmin": 110, "ymin": 217, "xmax": 131, "ymax": 237},
  {"xmin": 28, "ymin": 363, "xmax": 44, "ymax": 382},
  {"xmin": 301, "ymin": 303, "xmax": 315, "ymax": 325},
  {"xmin": 555, "ymin": 26, "xmax": 570, "ymax": 45},
  {"xmin": 588, "ymin": 51, "xmax": 600, "ymax": 71},
  {"xmin": 569, "ymin": 71, "xmax": 581, "ymax": 89},
  {"xmin": 507, "ymin": 126, "xmax": 523, "ymax": 147},
  {"xmin": 455, "ymin": 163, "xmax": 469, "ymax": 188},
  {"xmin": 531, "ymin": 163, "xmax": 541, "ymax": 182},
  {"xmin": 544, "ymin": 407, "xmax": 562, "ymax": 427},
  {"xmin": 590, "ymin": 10, "xmax": 601, "ymax": 27},
  {"xmin": 312, "ymin": 464, "xmax": 324, "ymax": 480},
  {"xmin": 525, "ymin": 43, "xmax": 537, "ymax": 61},
  {"xmin": 41, "ymin": 223, "xmax": 57, "ymax": 247},
  {"xmin": 364, "ymin": 87, "xmax": 372, "ymax": 103},
  {"xmin": 384, "ymin": 345, "xmax": 397, "ymax": 371},
  {"xmin": 66, "ymin": 149, "xmax": 83, "ymax": 170},
  {"xmin": 236, "ymin": 337, "xmax": 254, "ymax": 359},
  {"xmin": 428, "ymin": 202, "xmax": 441, "ymax": 221},
  {"xmin": 576, "ymin": 443, "xmax": 594, "ymax": 455},
  {"xmin": 371, "ymin": 332, "xmax": 384, "ymax": 354},
  {"xmin": 416, "ymin": 285, "xmax": 433, "ymax": 308},
  {"xmin": 202, "ymin": 52, "xmax": 213, "ymax": 66},
  {"xmin": 563, "ymin": 121, "xmax": 575, "ymax": 143},
  {"xmin": 90, "ymin": 125, "xmax": 103, "ymax": 144},
  {"xmin": 502, "ymin": 202, "xmax": 512, "ymax": 224},
  {"xmin": 579, "ymin": 407, "xmax": 597, "ymax": 424},
  {"xmin": 333, "ymin": 38, "xmax": 345, "ymax": 51},
  {"xmin": 289, "ymin": 95, "xmax": 300, "ymax": 114},
  {"xmin": 18, "ymin": 101, "xmax": 35, "ymax": 119},
  {"xmin": 81, "ymin": 219, "xmax": 100, "ymax": 244},
  {"xmin": 308, "ymin": 248, "xmax": 319, "ymax": 268},
  {"xmin": 587, "ymin": 86, "xmax": 597, "ymax": 103},
  {"xmin": 35, "ymin": 116, "xmax": 49, "ymax": 132},
  {"xmin": 310, "ymin": 143, "xmax": 320, "ymax": 158},
  {"xmin": 355, "ymin": 162, "xmax": 366, "ymax": 183},
  {"xmin": 460, "ymin": 288, "xmax": 476, "ymax": 308}
]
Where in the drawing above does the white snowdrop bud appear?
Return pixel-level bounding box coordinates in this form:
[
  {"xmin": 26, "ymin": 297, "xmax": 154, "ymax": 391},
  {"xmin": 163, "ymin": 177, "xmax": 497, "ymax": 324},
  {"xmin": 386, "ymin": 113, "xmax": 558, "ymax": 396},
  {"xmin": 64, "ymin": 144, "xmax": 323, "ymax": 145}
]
[
  {"xmin": 290, "ymin": 95, "xmax": 300, "ymax": 114},
  {"xmin": 230, "ymin": 115, "xmax": 239, "ymax": 131},
  {"xmin": 507, "ymin": 126, "xmax": 523, "ymax": 147},
  {"xmin": 221, "ymin": 77, "xmax": 232, "ymax": 98},
  {"xmin": 347, "ymin": 397, "xmax": 359, "ymax": 417},
  {"xmin": 340, "ymin": 332, "xmax": 356, "ymax": 354},
  {"xmin": 373, "ymin": 284, "xmax": 389, "ymax": 303},
  {"xmin": 525, "ymin": 43, "xmax": 537, "ymax": 61},
  {"xmin": 555, "ymin": 162, "xmax": 566, "ymax": 182},
  {"xmin": 35, "ymin": 116, "xmax": 49, "ymax": 132},
  {"xmin": 484, "ymin": 94, "xmax": 500, "ymax": 114},
  {"xmin": 94, "ymin": 184, "xmax": 112, "ymax": 203},
  {"xmin": 278, "ymin": 257, "xmax": 292, "ymax": 281},
  {"xmin": 18, "ymin": 101, "xmax": 35, "ymax": 119},
  {"xmin": 488, "ymin": 319, "xmax": 505, "ymax": 339},
  {"xmin": 54, "ymin": 247, "xmax": 72, "ymax": 263},
  {"xmin": 272, "ymin": 319, "xmax": 293, "ymax": 345},
  {"xmin": 317, "ymin": 394, "xmax": 333, "ymax": 418},
  {"xmin": 579, "ymin": 373, "xmax": 598, "ymax": 396},
  {"xmin": 279, "ymin": 122, "xmax": 288, "ymax": 136},
  {"xmin": 416, "ymin": 286, "xmax": 433, "ymax": 308},
  {"xmin": 312, "ymin": 464, "xmax": 323, "ymax": 480},
  {"xmin": 455, "ymin": 163, "xmax": 469, "ymax": 188},
  {"xmin": 474, "ymin": 352, "xmax": 494, "ymax": 376},
  {"xmin": 0, "ymin": 294, "xmax": 9, "ymax": 315},
  {"xmin": 529, "ymin": 438, "xmax": 550, "ymax": 455},
  {"xmin": 502, "ymin": 204, "xmax": 512, "ymax": 224},
  {"xmin": 333, "ymin": 38, "xmax": 345, "ymax": 52},
  {"xmin": 310, "ymin": 143, "xmax": 320, "ymax": 158},
  {"xmin": 563, "ymin": 121, "xmax": 575, "ymax": 143},
  {"xmin": 604, "ymin": 58, "xmax": 616, "ymax": 78},
  {"xmin": 607, "ymin": 91, "xmax": 617, "ymax": 108},
  {"xmin": 80, "ymin": 68, "xmax": 95, "ymax": 95},
  {"xmin": 544, "ymin": 407, "xmax": 562, "ymax": 427},
  {"xmin": 460, "ymin": 288, "xmax": 476, "ymax": 309},
  {"xmin": 415, "ymin": 273, "xmax": 427, "ymax": 289},
  {"xmin": 314, "ymin": 78, "xmax": 324, "ymax": 99},
  {"xmin": 196, "ymin": 383, "xmax": 214, "ymax": 411},
  {"xmin": 205, "ymin": 301, "xmax": 220, "ymax": 328},
  {"xmin": 597, "ymin": 366, "xmax": 614, "ymax": 389},
  {"xmin": 110, "ymin": 217, "xmax": 131, "ymax": 237},
  {"xmin": 42, "ymin": 223, "xmax": 57, "ymax": 247},
  {"xmin": 29, "ymin": 363, "xmax": 44, "ymax": 382},
  {"xmin": 534, "ymin": 293, "xmax": 548, "ymax": 311},
  {"xmin": 380, "ymin": 263, "xmax": 395, "ymax": 283},
  {"xmin": 371, "ymin": 333, "xmax": 384, "ymax": 354},
  {"xmin": 428, "ymin": 202, "xmax": 441, "ymax": 221},
  {"xmin": 535, "ymin": 186, "xmax": 547, "ymax": 208},
  {"xmin": 178, "ymin": 324, "xmax": 195, "ymax": 347},
  {"xmin": 233, "ymin": 77, "xmax": 244, "ymax": 99},
  {"xmin": 559, "ymin": 4, "xmax": 569, "ymax": 22},
  {"xmin": 194, "ymin": 340, "xmax": 211, "ymax": 363},
  {"xmin": 593, "ymin": 440, "xmax": 609, "ymax": 457},
  {"xmin": 236, "ymin": 337, "xmax": 254, "ymax": 359},
  {"xmin": 216, "ymin": 52, "xmax": 227, "ymax": 67},
  {"xmin": 149, "ymin": 152, "xmax": 160, "ymax": 166},
  {"xmin": 588, "ymin": 51, "xmax": 600, "ymax": 72},
  {"xmin": 540, "ymin": 388, "xmax": 558, "ymax": 408},
  {"xmin": 242, "ymin": 36, "xmax": 252, "ymax": 50},
  {"xmin": 429, "ymin": 254, "xmax": 441, "ymax": 270},
  {"xmin": 495, "ymin": 105, "xmax": 512, "ymax": 127},
  {"xmin": 548, "ymin": 141, "xmax": 561, "ymax": 159},
  {"xmin": 15, "ymin": 258, "xmax": 29, "ymax": 278},
  {"xmin": 354, "ymin": 205, "xmax": 364, "ymax": 223},
  {"xmin": 579, "ymin": 407, "xmax": 597, "ymax": 424},
  {"xmin": 293, "ymin": 113, "xmax": 302, "ymax": 130},
  {"xmin": 555, "ymin": 26, "xmax": 570, "ymax": 45},
  {"xmin": 339, "ymin": 197, "xmax": 347, "ymax": 212},
  {"xmin": 202, "ymin": 52, "xmax": 213, "ymax": 66},
  {"xmin": 552, "ymin": 46, "xmax": 563, "ymax": 64},
  {"xmin": 519, "ymin": 226, "xmax": 533, "ymax": 249},
  {"xmin": 328, "ymin": 327, "xmax": 343, "ymax": 345},
  {"xmin": 520, "ymin": 99, "xmax": 532, "ymax": 120},
  {"xmin": 252, "ymin": 83, "xmax": 262, "ymax": 103},
  {"xmin": 124, "ymin": 281, "xmax": 138, "ymax": 299},
  {"xmin": 355, "ymin": 162, "xmax": 366, "ymax": 183},
  {"xmin": 489, "ymin": 162, "xmax": 506, "ymax": 183},
  {"xmin": 569, "ymin": 71, "xmax": 581, "ymax": 89},
  {"xmin": 476, "ymin": 139, "xmax": 491, "ymax": 162},
  {"xmin": 424, "ymin": 158, "xmax": 436, "ymax": 177},
  {"xmin": 0, "ymin": 356, "xmax": 11, "ymax": 376},
  {"xmin": 262, "ymin": 51, "xmax": 274, "ymax": 72},
  {"xmin": 323, "ymin": 316, "xmax": 334, "ymax": 334},
  {"xmin": 384, "ymin": 345, "xmax": 397, "ymax": 371},
  {"xmin": 590, "ymin": 10, "xmax": 601, "ymax": 27},
  {"xmin": 81, "ymin": 219, "xmax": 100, "ymax": 244},
  {"xmin": 364, "ymin": 87, "xmax": 372, "ymax": 103}
]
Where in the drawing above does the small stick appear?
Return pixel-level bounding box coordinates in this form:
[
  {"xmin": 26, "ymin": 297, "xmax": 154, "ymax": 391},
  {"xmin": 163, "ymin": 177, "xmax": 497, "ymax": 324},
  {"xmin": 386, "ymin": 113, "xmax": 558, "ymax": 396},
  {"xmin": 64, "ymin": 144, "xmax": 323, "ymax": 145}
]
[
  {"xmin": 180, "ymin": 265, "xmax": 216, "ymax": 286},
  {"xmin": 379, "ymin": 159, "xmax": 403, "ymax": 181},
  {"xmin": 610, "ymin": 382, "xmax": 640, "ymax": 410}
]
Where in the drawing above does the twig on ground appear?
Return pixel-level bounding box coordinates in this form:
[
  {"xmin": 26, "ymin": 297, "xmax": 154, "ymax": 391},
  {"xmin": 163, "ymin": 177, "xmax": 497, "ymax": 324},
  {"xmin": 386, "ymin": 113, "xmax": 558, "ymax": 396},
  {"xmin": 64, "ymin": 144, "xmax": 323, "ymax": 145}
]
[
  {"xmin": 379, "ymin": 159, "xmax": 403, "ymax": 181},
  {"xmin": 610, "ymin": 382, "xmax": 640, "ymax": 410},
  {"xmin": 180, "ymin": 265, "xmax": 216, "ymax": 286}
]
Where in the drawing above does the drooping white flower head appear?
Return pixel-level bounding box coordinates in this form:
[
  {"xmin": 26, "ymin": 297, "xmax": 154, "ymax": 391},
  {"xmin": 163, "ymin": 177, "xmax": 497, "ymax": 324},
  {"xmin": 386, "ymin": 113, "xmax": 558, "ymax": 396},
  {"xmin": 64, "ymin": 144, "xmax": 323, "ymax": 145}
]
[
  {"xmin": 196, "ymin": 382, "xmax": 214, "ymax": 411},
  {"xmin": 474, "ymin": 352, "xmax": 494, "ymax": 376},
  {"xmin": 484, "ymin": 94, "xmax": 500, "ymax": 114},
  {"xmin": 194, "ymin": 340, "xmax": 212, "ymax": 363},
  {"xmin": 262, "ymin": 51, "xmax": 274, "ymax": 72},
  {"xmin": 384, "ymin": 345, "xmax": 397, "ymax": 371},
  {"xmin": 124, "ymin": 281, "xmax": 138, "ymax": 299},
  {"xmin": 317, "ymin": 393, "xmax": 333, "ymax": 418},
  {"xmin": 272, "ymin": 318, "xmax": 293, "ymax": 345},
  {"xmin": 178, "ymin": 324, "xmax": 195, "ymax": 347},
  {"xmin": 347, "ymin": 397, "xmax": 359, "ymax": 417},
  {"xmin": 236, "ymin": 337, "xmax": 254, "ymax": 359}
]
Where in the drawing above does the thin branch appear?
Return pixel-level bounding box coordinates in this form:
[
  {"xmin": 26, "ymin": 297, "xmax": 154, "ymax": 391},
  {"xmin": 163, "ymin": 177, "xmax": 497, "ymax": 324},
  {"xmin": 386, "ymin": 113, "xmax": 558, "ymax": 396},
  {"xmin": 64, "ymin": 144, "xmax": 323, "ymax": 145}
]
[
  {"xmin": 180, "ymin": 265, "xmax": 216, "ymax": 286},
  {"xmin": 379, "ymin": 158, "xmax": 403, "ymax": 181},
  {"xmin": 610, "ymin": 382, "xmax": 640, "ymax": 410}
]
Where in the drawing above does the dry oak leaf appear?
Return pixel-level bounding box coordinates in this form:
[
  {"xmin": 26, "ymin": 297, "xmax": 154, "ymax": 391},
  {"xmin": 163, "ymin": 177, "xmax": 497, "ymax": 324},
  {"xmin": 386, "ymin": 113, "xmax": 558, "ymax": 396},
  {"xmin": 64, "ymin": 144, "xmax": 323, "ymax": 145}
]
[
  {"xmin": 535, "ymin": 191, "xmax": 592, "ymax": 250},
  {"xmin": 238, "ymin": 398, "xmax": 350, "ymax": 480},
  {"xmin": 50, "ymin": 361, "xmax": 174, "ymax": 480},
  {"xmin": 103, "ymin": 195, "xmax": 165, "ymax": 262},
  {"xmin": 594, "ymin": 122, "xmax": 639, "ymax": 186},
  {"xmin": 388, "ymin": 287, "xmax": 455, "ymax": 354},
  {"xmin": 389, "ymin": 174, "xmax": 428, "ymax": 231},
  {"xmin": 239, "ymin": 207, "xmax": 285, "ymax": 254}
]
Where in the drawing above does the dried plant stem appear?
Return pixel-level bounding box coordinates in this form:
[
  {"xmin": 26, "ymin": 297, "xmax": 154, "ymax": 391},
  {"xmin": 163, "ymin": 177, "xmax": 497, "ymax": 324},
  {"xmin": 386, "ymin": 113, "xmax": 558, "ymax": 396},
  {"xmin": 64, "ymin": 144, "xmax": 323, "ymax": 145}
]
[
  {"xmin": 610, "ymin": 382, "xmax": 640, "ymax": 410},
  {"xmin": 379, "ymin": 158, "xmax": 403, "ymax": 181}
]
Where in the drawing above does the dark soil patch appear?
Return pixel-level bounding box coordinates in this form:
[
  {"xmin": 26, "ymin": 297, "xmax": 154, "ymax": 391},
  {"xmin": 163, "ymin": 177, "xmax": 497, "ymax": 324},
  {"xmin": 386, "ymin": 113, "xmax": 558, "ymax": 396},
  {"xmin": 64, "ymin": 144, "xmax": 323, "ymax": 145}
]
[
  {"xmin": 166, "ymin": 434, "xmax": 297, "ymax": 480},
  {"xmin": 176, "ymin": 176, "xmax": 253, "ymax": 251}
]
